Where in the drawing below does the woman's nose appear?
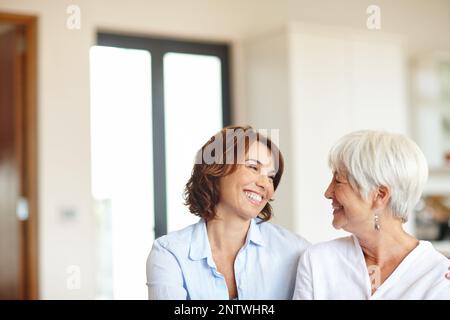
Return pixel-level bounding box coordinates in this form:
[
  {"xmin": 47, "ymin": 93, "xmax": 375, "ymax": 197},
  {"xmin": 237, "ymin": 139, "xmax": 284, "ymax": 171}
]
[
  {"xmin": 324, "ymin": 182, "xmax": 334, "ymax": 199},
  {"xmin": 256, "ymin": 174, "xmax": 271, "ymax": 189}
]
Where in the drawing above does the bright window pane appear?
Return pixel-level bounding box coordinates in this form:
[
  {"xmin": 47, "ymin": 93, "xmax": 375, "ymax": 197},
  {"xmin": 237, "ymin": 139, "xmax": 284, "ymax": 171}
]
[
  {"xmin": 164, "ymin": 53, "xmax": 223, "ymax": 232},
  {"xmin": 89, "ymin": 46, "xmax": 154, "ymax": 299}
]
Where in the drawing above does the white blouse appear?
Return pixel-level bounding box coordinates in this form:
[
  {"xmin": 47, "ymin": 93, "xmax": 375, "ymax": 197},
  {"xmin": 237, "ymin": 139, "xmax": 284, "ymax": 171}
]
[{"xmin": 293, "ymin": 235, "xmax": 450, "ymax": 300}]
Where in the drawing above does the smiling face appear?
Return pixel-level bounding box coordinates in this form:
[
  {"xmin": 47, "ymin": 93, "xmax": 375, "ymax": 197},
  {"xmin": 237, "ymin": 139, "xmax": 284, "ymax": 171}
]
[
  {"xmin": 324, "ymin": 171, "xmax": 376, "ymax": 233},
  {"xmin": 217, "ymin": 142, "xmax": 276, "ymax": 221}
]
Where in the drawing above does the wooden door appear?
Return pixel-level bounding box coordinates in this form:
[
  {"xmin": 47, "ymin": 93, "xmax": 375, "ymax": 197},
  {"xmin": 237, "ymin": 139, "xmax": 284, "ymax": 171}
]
[{"xmin": 0, "ymin": 14, "xmax": 38, "ymax": 300}]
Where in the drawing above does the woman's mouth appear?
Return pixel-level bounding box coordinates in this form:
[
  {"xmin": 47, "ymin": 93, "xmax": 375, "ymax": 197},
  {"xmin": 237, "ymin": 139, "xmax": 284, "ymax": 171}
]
[
  {"xmin": 245, "ymin": 191, "xmax": 263, "ymax": 205},
  {"xmin": 332, "ymin": 204, "xmax": 344, "ymax": 214}
]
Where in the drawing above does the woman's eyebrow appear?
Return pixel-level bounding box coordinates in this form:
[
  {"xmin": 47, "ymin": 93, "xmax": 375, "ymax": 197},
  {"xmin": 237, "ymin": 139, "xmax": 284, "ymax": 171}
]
[
  {"xmin": 245, "ymin": 158, "xmax": 260, "ymax": 164},
  {"xmin": 246, "ymin": 158, "xmax": 276, "ymax": 174}
]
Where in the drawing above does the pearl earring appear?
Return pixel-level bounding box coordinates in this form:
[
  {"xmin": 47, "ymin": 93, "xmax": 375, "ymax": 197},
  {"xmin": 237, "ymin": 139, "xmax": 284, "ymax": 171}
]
[{"xmin": 374, "ymin": 214, "xmax": 381, "ymax": 231}]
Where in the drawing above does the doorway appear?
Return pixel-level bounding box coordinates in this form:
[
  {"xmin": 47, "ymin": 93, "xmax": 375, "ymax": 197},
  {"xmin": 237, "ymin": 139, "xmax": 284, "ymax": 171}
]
[{"xmin": 0, "ymin": 13, "xmax": 38, "ymax": 300}]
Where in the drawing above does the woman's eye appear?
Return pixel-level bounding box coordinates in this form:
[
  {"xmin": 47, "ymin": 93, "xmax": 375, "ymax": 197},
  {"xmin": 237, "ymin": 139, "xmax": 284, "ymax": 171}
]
[
  {"xmin": 335, "ymin": 177, "xmax": 347, "ymax": 184},
  {"xmin": 247, "ymin": 164, "xmax": 258, "ymax": 171}
]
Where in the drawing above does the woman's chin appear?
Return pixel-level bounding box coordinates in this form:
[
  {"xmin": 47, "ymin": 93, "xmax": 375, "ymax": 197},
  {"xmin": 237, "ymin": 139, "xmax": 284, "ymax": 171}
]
[
  {"xmin": 332, "ymin": 215, "xmax": 346, "ymax": 230},
  {"xmin": 332, "ymin": 222, "xmax": 342, "ymax": 230},
  {"xmin": 237, "ymin": 208, "xmax": 260, "ymax": 221},
  {"xmin": 242, "ymin": 201, "xmax": 266, "ymax": 219}
]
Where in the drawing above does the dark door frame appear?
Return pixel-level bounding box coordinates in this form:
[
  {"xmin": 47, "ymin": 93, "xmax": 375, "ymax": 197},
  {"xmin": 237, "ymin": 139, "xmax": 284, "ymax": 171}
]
[
  {"xmin": 97, "ymin": 32, "xmax": 231, "ymax": 238},
  {"xmin": 0, "ymin": 12, "xmax": 38, "ymax": 300}
]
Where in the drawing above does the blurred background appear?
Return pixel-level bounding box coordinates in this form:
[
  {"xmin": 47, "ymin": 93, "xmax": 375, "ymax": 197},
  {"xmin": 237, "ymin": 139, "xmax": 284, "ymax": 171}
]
[{"xmin": 0, "ymin": 0, "xmax": 449, "ymax": 299}]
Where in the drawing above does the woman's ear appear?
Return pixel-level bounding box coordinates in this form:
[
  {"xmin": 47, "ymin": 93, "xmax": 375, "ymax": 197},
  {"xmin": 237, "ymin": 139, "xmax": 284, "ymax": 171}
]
[{"xmin": 373, "ymin": 185, "xmax": 391, "ymax": 210}]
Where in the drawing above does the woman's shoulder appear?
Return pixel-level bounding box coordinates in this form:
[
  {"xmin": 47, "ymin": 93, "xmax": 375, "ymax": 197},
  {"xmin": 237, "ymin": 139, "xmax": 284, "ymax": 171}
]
[
  {"xmin": 154, "ymin": 220, "xmax": 201, "ymax": 250},
  {"xmin": 418, "ymin": 241, "xmax": 450, "ymax": 278},
  {"xmin": 403, "ymin": 240, "xmax": 450, "ymax": 298},
  {"xmin": 303, "ymin": 235, "xmax": 354, "ymax": 257},
  {"xmin": 421, "ymin": 241, "xmax": 449, "ymax": 262}
]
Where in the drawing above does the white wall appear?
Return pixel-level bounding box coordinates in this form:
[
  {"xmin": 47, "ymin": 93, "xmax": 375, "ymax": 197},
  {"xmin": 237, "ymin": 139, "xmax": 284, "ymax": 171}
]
[
  {"xmin": 286, "ymin": 0, "xmax": 450, "ymax": 57},
  {"xmin": 245, "ymin": 23, "xmax": 409, "ymax": 243},
  {"xmin": 0, "ymin": 0, "xmax": 449, "ymax": 298},
  {"xmin": 290, "ymin": 23, "xmax": 409, "ymax": 242},
  {"xmin": 243, "ymin": 28, "xmax": 294, "ymax": 228}
]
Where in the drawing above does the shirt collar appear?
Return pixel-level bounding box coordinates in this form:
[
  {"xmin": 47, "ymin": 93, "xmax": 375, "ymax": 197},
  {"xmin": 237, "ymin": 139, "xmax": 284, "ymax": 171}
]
[
  {"xmin": 246, "ymin": 218, "xmax": 265, "ymax": 247},
  {"xmin": 189, "ymin": 218, "xmax": 265, "ymax": 262},
  {"xmin": 189, "ymin": 219, "xmax": 212, "ymax": 262}
]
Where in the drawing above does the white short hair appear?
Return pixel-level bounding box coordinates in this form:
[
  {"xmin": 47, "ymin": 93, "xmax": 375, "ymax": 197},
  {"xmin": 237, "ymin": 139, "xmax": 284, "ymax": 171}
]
[{"xmin": 328, "ymin": 130, "xmax": 428, "ymax": 222}]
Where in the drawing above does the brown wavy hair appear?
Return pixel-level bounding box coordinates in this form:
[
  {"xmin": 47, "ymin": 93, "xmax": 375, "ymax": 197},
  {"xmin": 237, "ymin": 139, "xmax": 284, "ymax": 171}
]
[{"xmin": 183, "ymin": 125, "xmax": 284, "ymax": 223}]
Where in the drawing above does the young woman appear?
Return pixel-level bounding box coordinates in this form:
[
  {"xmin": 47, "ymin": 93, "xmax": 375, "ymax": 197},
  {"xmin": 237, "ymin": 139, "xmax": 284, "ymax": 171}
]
[{"xmin": 146, "ymin": 126, "xmax": 309, "ymax": 299}]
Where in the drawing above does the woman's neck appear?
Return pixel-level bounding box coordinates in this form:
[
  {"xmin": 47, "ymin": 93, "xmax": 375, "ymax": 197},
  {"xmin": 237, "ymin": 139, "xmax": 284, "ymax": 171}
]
[
  {"xmin": 354, "ymin": 220, "xmax": 418, "ymax": 267},
  {"xmin": 206, "ymin": 214, "xmax": 251, "ymax": 254}
]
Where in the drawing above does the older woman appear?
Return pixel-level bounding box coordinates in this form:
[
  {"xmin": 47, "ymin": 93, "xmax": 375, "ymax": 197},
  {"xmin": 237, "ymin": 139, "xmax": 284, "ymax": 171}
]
[
  {"xmin": 147, "ymin": 126, "xmax": 309, "ymax": 299},
  {"xmin": 293, "ymin": 130, "xmax": 449, "ymax": 300}
]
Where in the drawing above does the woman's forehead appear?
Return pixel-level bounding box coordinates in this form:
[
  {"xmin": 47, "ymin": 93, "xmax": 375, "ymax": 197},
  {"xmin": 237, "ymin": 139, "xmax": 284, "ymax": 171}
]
[{"xmin": 246, "ymin": 142, "xmax": 275, "ymax": 166}]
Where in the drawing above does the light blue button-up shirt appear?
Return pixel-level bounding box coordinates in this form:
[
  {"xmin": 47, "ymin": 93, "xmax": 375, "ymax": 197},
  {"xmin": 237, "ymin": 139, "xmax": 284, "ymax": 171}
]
[{"xmin": 146, "ymin": 218, "xmax": 310, "ymax": 300}]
